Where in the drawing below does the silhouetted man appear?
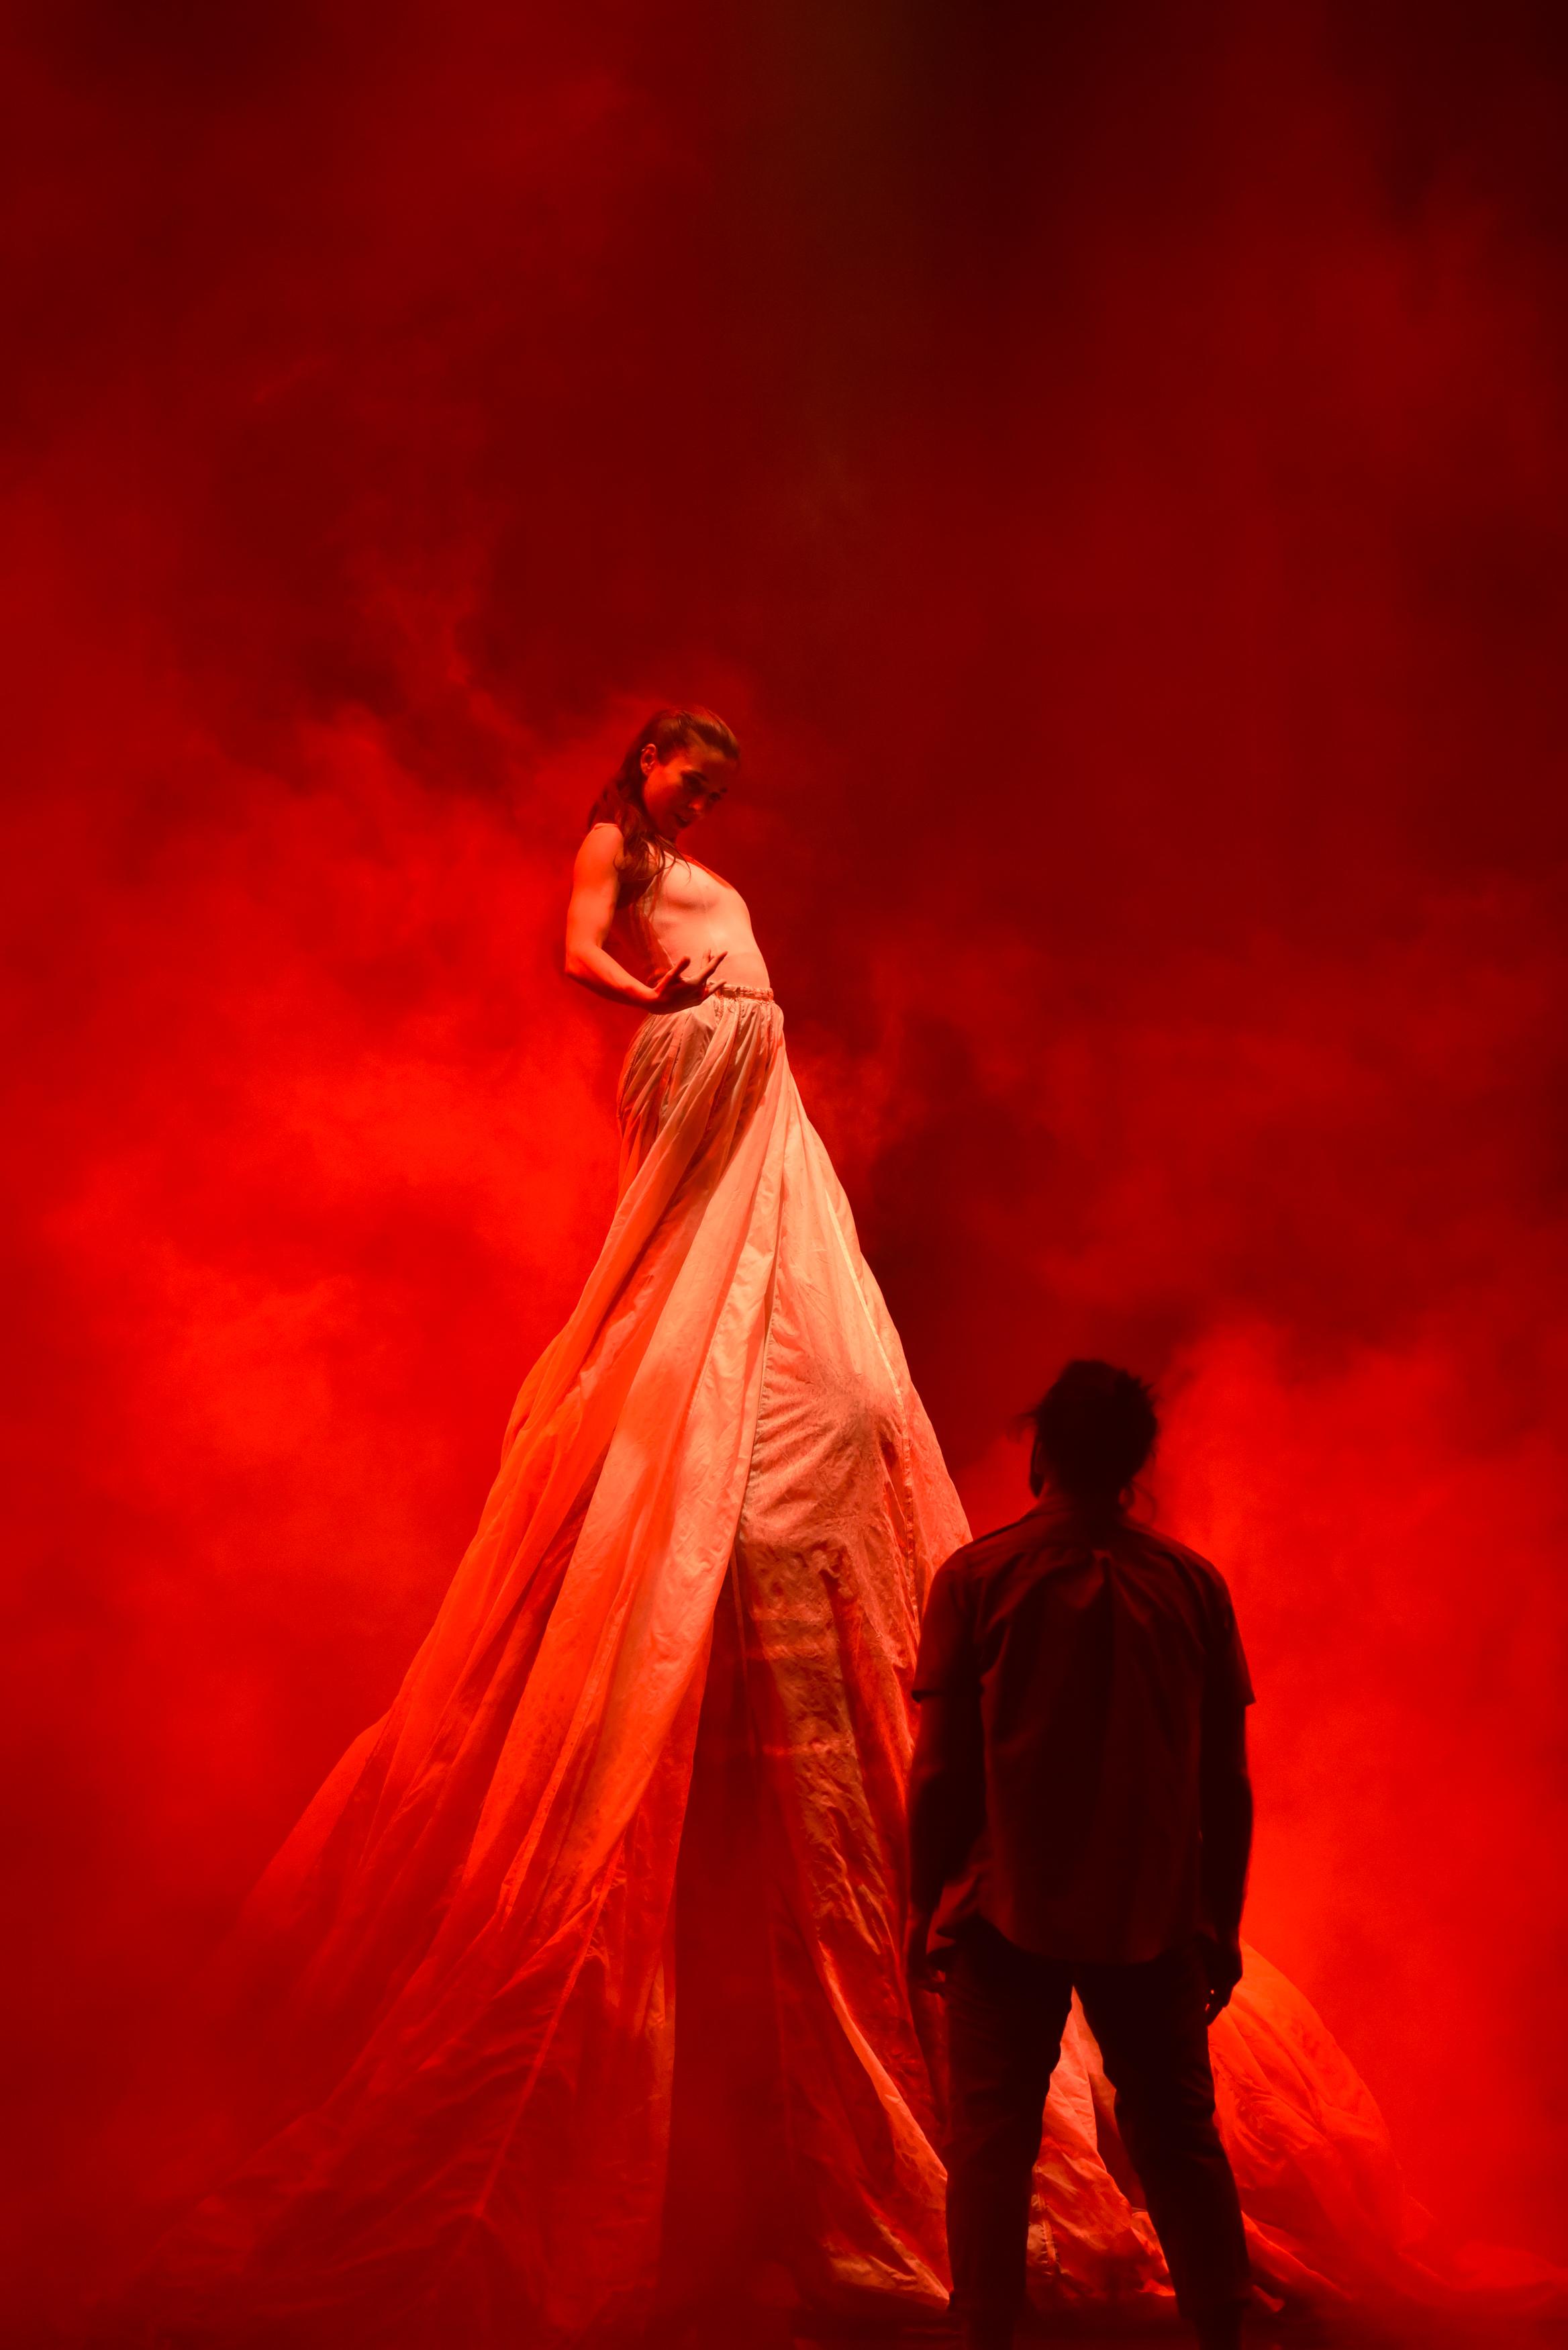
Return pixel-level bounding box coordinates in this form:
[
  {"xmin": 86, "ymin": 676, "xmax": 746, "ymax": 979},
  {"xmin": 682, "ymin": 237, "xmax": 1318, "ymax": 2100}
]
[{"xmin": 906, "ymin": 1361, "xmax": 1253, "ymax": 2350}]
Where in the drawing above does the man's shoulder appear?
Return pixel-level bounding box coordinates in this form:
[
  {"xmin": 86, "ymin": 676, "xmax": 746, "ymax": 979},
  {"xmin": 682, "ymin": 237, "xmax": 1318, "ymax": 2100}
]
[
  {"xmin": 948, "ymin": 1512, "xmax": 1235, "ymax": 1601},
  {"xmin": 1125, "ymin": 1521, "xmax": 1216, "ymax": 1569},
  {"xmin": 1123, "ymin": 1523, "xmax": 1236, "ymax": 1605},
  {"xmin": 944, "ymin": 1507, "xmax": 1078, "ymax": 1585}
]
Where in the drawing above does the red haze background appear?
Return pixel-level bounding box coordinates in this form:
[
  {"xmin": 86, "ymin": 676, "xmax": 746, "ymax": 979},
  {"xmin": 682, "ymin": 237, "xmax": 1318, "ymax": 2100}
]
[{"xmin": 3, "ymin": 0, "xmax": 1567, "ymax": 2322}]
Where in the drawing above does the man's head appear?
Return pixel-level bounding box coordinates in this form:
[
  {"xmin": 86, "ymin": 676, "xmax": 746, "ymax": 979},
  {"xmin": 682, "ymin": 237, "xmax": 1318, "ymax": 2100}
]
[{"xmin": 1024, "ymin": 1359, "xmax": 1157, "ymax": 1507}]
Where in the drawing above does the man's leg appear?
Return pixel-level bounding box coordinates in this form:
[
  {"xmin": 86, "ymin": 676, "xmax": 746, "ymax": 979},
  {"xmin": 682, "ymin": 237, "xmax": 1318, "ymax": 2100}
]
[
  {"xmin": 943, "ymin": 1921, "xmax": 1073, "ymax": 2350},
  {"xmin": 1077, "ymin": 1941, "xmax": 1249, "ymax": 2350}
]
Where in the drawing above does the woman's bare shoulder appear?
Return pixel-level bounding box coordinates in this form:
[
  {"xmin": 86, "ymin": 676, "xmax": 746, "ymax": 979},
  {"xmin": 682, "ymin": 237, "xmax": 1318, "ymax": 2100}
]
[{"xmin": 573, "ymin": 821, "xmax": 626, "ymax": 878}]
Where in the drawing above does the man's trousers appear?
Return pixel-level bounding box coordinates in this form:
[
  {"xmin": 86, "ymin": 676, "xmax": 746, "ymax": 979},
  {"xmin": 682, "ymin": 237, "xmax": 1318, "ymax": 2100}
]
[{"xmin": 943, "ymin": 1920, "xmax": 1249, "ymax": 2345}]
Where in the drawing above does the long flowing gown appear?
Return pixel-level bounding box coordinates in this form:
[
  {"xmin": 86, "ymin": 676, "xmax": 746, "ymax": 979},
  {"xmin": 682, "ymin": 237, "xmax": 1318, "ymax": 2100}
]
[{"xmin": 111, "ymin": 984, "xmax": 1562, "ymax": 2346}]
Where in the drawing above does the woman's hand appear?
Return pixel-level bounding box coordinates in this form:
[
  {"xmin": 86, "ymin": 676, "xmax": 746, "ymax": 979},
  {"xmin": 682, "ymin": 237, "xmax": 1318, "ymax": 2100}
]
[{"xmin": 647, "ymin": 951, "xmax": 727, "ymax": 1010}]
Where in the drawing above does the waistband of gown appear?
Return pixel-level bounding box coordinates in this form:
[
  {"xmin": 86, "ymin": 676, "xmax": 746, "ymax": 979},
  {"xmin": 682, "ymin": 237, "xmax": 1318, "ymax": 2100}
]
[{"xmin": 707, "ymin": 983, "xmax": 775, "ymax": 1002}]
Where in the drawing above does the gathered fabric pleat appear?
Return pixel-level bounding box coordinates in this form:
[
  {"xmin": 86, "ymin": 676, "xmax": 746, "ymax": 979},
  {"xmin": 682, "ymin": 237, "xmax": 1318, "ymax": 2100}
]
[{"xmin": 107, "ymin": 992, "xmax": 1564, "ymax": 2346}]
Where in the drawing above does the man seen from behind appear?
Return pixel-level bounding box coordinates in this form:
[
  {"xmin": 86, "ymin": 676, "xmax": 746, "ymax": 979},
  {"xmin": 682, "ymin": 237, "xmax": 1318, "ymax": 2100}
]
[{"xmin": 906, "ymin": 1360, "xmax": 1255, "ymax": 2350}]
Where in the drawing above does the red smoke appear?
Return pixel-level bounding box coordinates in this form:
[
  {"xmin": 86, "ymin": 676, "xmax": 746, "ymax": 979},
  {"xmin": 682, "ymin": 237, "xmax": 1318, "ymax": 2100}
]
[{"xmin": 3, "ymin": 0, "xmax": 1566, "ymax": 2323}]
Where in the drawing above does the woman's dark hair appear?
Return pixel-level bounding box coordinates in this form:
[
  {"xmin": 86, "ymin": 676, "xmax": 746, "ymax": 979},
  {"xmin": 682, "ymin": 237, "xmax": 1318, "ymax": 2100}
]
[
  {"xmin": 1024, "ymin": 1359, "xmax": 1158, "ymax": 1504},
  {"xmin": 586, "ymin": 706, "xmax": 740, "ymax": 906}
]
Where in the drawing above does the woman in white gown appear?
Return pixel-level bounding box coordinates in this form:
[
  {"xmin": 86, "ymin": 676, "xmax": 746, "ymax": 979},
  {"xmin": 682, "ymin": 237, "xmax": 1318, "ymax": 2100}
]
[{"xmin": 112, "ymin": 710, "xmax": 1561, "ymax": 2346}]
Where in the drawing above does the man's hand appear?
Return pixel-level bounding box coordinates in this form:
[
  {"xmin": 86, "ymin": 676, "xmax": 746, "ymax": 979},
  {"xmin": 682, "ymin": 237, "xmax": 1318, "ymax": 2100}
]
[
  {"xmin": 1199, "ymin": 1932, "xmax": 1243, "ymax": 2023},
  {"xmin": 904, "ymin": 1905, "xmax": 945, "ymax": 1991},
  {"xmin": 648, "ymin": 951, "xmax": 727, "ymax": 1010}
]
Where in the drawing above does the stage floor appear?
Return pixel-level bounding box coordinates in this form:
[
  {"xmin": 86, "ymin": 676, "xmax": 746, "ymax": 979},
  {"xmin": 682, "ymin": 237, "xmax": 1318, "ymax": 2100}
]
[
  {"xmin": 644, "ymin": 2314, "xmax": 1568, "ymax": 2350},
  {"xmin": 648, "ymin": 2312, "xmax": 1568, "ymax": 2350}
]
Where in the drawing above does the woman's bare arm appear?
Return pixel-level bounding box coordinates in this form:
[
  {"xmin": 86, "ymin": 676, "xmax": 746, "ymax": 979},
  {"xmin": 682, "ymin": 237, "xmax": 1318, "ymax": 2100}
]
[{"xmin": 562, "ymin": 824, "xmax": 725, "ymax": 1010}]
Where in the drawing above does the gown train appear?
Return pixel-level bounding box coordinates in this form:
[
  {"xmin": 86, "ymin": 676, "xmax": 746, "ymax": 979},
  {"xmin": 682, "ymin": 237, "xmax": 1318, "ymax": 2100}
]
[{"xmin": 109, "ymin": 988, "xmax": 1563, "ymax": 2343}]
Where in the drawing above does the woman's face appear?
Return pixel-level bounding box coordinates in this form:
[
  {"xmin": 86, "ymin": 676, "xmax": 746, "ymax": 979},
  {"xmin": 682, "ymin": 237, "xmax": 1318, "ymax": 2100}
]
[{"xmin": 640, "ymin": 739, "xmax": 735, "ymax": 841}]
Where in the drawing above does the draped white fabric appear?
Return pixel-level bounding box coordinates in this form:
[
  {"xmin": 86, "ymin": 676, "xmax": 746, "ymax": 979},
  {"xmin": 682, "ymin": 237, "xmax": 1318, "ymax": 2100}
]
[{"xmin": 113, "ymin": 991, "xmax": 1563, "ymax": 2344}]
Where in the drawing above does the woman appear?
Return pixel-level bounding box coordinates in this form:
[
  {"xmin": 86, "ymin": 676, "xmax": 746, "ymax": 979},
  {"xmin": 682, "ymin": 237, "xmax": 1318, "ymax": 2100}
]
[
  {"xmin": 116, "ymin": 709, "xmax": 1557, "ymax": 2346},
  {"xmin": 116, "ymin": 708, "xmax": 967, "ymax": 2346}
]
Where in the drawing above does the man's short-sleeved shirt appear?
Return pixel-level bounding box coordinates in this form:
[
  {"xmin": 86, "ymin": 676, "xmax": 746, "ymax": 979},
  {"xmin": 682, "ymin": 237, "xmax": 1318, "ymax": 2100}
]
[{"xmin": 913, "ymin": 1502, "xmax": 1253, "ymax": 1965}]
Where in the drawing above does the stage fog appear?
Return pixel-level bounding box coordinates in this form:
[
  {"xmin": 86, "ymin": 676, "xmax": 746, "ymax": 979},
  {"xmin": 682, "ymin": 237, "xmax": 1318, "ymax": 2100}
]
[{"xmin": 2, "ymin": 0, "xmax": 1565, "ymax": 2326}]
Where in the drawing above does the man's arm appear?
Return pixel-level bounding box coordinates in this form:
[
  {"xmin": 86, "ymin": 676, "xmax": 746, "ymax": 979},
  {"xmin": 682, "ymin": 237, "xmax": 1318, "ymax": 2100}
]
[
  {"xmin": 905, "ymin": 1681, "xmax": 983, "ymax": 1985},
  {"xmin": 1199, "ymin": 1699, "xmax": 1253, "ymax": 2022}
]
